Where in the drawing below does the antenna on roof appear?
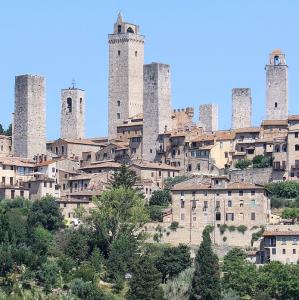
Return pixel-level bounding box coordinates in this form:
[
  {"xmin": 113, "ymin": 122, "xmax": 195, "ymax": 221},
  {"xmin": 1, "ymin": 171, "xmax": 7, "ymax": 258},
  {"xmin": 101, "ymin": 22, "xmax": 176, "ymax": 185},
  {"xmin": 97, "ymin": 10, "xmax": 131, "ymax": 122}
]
[{"xmin": 71, "ymin": 79, "xmax": 76, "ymax": 89}]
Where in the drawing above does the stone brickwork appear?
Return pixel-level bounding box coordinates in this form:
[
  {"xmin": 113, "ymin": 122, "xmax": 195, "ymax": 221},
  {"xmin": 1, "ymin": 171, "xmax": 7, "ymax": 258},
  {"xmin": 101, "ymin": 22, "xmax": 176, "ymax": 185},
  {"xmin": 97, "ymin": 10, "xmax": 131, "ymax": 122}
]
[
  {"xmin": 143, "ymin": 63, "xmax": 172, "ymax": 161},
  {"xmin": 229, "ymin": 167, "xmax": 273, "ymax": 185},
  {"xmin": 232, "ymin": 88, "xmax": 252, "ymax": 129},
  {"xmin": 199, "ymin": 104, "xmax": 218, "ymax": 132},
  {"xmin": 108, "ymin": 13, "xmax": 144, "ymax": 139},
  {"xmin": 13, "ymin": 75, "xmax": 46, "ymax": 158},
  {"xmin": 60, "ymin": 88, "xmax": 85, "ymax": 139},
  {"xmin": 266, "ymin": 49, "xmax": 288, "ymax": 120},
  {"xmin": 172, "ymin": 107, "xmax": 194, "ymax": 130}
]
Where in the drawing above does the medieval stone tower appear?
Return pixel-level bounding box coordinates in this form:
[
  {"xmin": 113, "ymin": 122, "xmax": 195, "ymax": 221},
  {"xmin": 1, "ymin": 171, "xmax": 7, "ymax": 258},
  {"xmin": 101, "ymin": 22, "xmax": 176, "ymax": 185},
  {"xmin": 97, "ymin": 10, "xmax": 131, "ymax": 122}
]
[
  {"xmin": 108, "ymin": 13, "xmax": 144, "ymax": 140},
  {"xmin": 143, "ymin": 63, "xmax": 172, "ymax": 161},
  {"xmin": 266, "ymin": 49, "xmax": 288, "ymax": 120},
  {"xmin": 13, "ymin": 74, "xmax": 46, "ymax": 158},
  {"xmin": 231, "ymin": 88, "xmax": 252, "ymax": 129},
  {"xmin": 60, "ymin": 87, "xmax": 85, "ymax": 139},
  {"xmin": 199, "ymin": 104, "xmax": 218, "ymax": 132}
]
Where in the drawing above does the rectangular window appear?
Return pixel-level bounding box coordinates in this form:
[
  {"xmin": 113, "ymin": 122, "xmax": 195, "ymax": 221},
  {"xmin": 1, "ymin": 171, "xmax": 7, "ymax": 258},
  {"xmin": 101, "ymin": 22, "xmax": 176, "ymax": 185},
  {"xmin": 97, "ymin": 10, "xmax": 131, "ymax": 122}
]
[
  {"xmin": 216, "ymin": 212, "xmax": 221, "ymax": 221},
  {"xmin": 226, "ymin": 213, "xmax": 234, "ymax": 221},
  {"xmin": 282, "ymin": 249, "xmax": 286, "ymax": 254},
  {"xmin": 240, "ymin": 200, "xmax": 244, "ymax": 207},
  {"xmin": 251, "ymin": 190, "xmax": 255, "ymax": 195},
  {"xmin": 293, "ymin": 249, "xmax": 296, "ymax": 254},
  {"xmin": 292, "ymin": 238, "xmax": 298, "ymax": 245},
  {"xmin": 239, "ymin": 190, "xmax": 243, "ymax": 196},
  {"xmin": 180, "ymin": 191, "xmax": 184, "ymax": 196},
  {"xmin": 44, "ymin": 182, "xmax": 47, "ymax": 188},
  {"xmin": 228, "ymin": 191, "xmax": 232, "ymax": 196},
  {"xmin": 50, "ymin": 182, "xmax": 53, "ymax": 188},
  {"xmin": 151, "ymin": 172, "xmax": 154, "ymax": 177},
  {"xmin": 251, "ymin": 199, "xmax": 256, "ymax": 208},
  {"xmin": 228, "ymin": 200, "xmax": 232, "ymax": 207},
  {"xmin": 117, "ymin": 113, "xmax": 120, "ymax": 119},
  {"xmin": 11, "ymin": 190, "xmax": 15, "ymax": 199},
  {"xmin": 272, "ymin": 248, "xmax": 276, "ymax": 255},
  {"xmin": 203, "ymin": 201, "xmax": 208, "ymax": 211},
  {"xmin": 181, "ymin": 213, "xmax": 185, "ymax": 221},
  {"xmin": 192, "ymin": 200, "xmax": 196, "ymax": 209},
  {"xmin": 180, "ymin": 200, "xmax": 185, "ymax": 209},
  {"xmin": 20, "ymin": 191, "xmax": 24, "ymax": 197},
  {"xmin": 2, "ymin": 177, "xmax": 5, "ymax": 184},
  {"xmin": 295, "ymin": 132, "xmax": 298, "ymax": 138},
  {"xmin": 282, "ymin": 238, "xmax": 286, "ymax": 245},
  {"xmin": 158, "ymin": 171, "xmax": 161, "ymax": 177},
  {"xmin": 251, "ymin": 212, "xmax": 255, "ymax": 220}
]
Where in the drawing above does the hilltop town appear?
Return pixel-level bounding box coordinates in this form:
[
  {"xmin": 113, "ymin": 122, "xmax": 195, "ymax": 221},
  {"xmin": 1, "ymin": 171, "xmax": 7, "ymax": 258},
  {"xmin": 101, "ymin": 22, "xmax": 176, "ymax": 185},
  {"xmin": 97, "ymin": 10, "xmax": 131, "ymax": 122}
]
[{"xmin": 1, "ymin": 13, "xmax": 299, "ymax": 271}]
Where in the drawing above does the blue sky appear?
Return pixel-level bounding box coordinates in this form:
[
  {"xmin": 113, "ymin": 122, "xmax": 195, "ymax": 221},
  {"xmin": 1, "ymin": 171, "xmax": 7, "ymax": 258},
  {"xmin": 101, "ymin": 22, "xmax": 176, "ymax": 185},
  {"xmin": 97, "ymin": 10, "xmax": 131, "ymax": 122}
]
[{"xmin": 1, "ymin": 0, "xmax": 299, "ymax": 139}]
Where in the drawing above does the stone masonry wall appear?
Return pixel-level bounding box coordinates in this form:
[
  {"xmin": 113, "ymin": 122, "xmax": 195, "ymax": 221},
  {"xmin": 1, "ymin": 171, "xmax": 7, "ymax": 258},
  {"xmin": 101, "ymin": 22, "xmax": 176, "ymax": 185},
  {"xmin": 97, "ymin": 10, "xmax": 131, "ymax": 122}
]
[
  {"xmin": 231, "ymin": 88, "xmax": 252, "ymax": 129},
  {"xmin": 199, "ymin": 104, "xmax": 218, "ymax": 132},
  {"xmin": 13, "ymin": 75, "xmax": 46, "ymax": 158},
  {"xmin": 60, "ymin": 88, "xmax": 85, "ymax": 139},
  {"xmin": 143, "ymin": 63, "xmax": 172, "ymax": 161}
]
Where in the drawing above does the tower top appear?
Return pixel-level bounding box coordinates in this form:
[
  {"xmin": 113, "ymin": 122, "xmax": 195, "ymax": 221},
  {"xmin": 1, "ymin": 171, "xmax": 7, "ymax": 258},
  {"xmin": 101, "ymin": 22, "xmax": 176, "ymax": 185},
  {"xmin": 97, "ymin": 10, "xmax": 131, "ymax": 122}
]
[
  {"xmin": 112, "ymin": 13, "xmax": 140, "ymax": 34},
  {"xmin": 268, "ymin": 49, "xmax": 286, "ymax": 65}
]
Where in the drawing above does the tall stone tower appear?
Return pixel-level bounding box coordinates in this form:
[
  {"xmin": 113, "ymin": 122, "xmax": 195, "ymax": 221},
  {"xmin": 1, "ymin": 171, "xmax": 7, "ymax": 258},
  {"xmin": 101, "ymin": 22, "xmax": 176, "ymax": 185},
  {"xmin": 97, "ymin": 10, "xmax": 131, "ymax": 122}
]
[
  {"xmin": 143, "ymin": 63, "xmax": 172, "ymax": 161},
  {"xmin": 231, "ymin": 88, "xmax": 252, "ymax": 129},
  {"xmin": 108, "ymin": 13, "xmax": 144, "ymax": 140},
  {"xmin": 266, "ymin": 49, "xmax": 288, "ymax": 120},
  {"xmin": 199, "ymin": 104, "xmax": 218, "ymax": 132},
  {"xmin": 13, "ymin": 75, "xmax": 46, "ymax": 158},
  {"xmin": 60, "ymin": 87, "xmax": 85, "ymax": 139}
]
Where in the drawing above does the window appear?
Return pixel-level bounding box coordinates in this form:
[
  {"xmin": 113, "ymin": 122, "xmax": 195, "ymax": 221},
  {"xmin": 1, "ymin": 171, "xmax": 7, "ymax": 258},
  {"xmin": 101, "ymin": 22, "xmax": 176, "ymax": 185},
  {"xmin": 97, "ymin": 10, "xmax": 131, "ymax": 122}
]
[
  {"xmin": 67, "ymin": 97, "xmax": 72, "ymax": 113},
  {"xmin": 293, "ymin": 249, "xmax": 296, "ymax": 254},
  {"xmin": 1, "ymin": 177, "xmax": 4, "ymax": 184},
  {"xmin": 226, "ymin": 213, "xmax": 234, "ymax": 221},
  {"xmin": 251, "ymin": 190, "xmax": 255, "ymax": 195},
  {"xmin": 251, "ymin": 212, "xmax": 255, "ymax": 220},
  {"xmin": 272, "ymin": 248, "xmax": 276, "ymax": 255},
  {"xmin": 292, "ymin": 238, "xmax": 297, "ymax": 245},
  {"xmin": 251, "ymin": 199, "xmax": 256, "ymax": 208},
  {"xmin": 117, "ymin": 113, "xmax": 120, "ymax": 119},
  {"xmin": 118, "ymin": 50, "xmax": 121, "ymax": 56},
  {"xmin": 204, "ymin": 191, "xmax": 208, "ymax": 196},
  {"xmin": 295, "ymin": 132, "xmax": 299, "ymax": 138},
  {"xmin": 10, "ymin": 177, "xmax": 13, "ymax": 185},
  {"xmin": 127, "ymin": 27, "xmax": 134, "ymax": 33},
  {"xmin": 117, "ymin": 100, "xmax": 120, "ymax": 107},
  {"xmin": 11, "ymin": 190, "xmax": 15, "ymax": 199},
  {"xmin": 52, "ymin": 167, "xmax": 55, "ymax": 172},
  {"xmin": 240, "ymin": 200, "xmax": 244, "ymax": 207},
  {"xmin": 44, "ymin": 182, "xmax": 47, "ymax": 188},
  {"xmin": 225, "ymin": 152, "xmax": 228, "ymax": 158},
  {"xmin": 274, "ymin": 102, "xmax": 278, "ymax": 108},
  {"xmin": 20, "ymin": 191, "xmax": 24, "ymax": 197},
  {"xmin": 158, "ymin": 171, "xmax": 161, "ymax": 177},
  {"xmin": 239, "ymin": 190, "xmax": 243, "ymax": 196},
  {"xmin": 228, "ymin": 191, "xmax": 232, "ymax": 196},
  {"xmin": 188, "ymin": 164, "xmax": 192, "ymax": 172},
  {"xmin": 274, "ymin": 55, "xmax": 280, "ymax": 65},
  {"xmin": 192, "ymin": 200, "xmax": 196, "ymax": 209},
  {"xmin": 197, "ymin": 163, "xmax": 201, "ymax": 170},
  {"xmin": 118, "ymin": 25, "xmax": 121, "ymax": 33},
  {"xmin": 50, "ymin": 182, "xmax": 53, "ymax": 188},
  {"xmin": 282, "ymin": 249, "xmax": 286, "ymax": 254},
  {"xmin": 216, "ymin": 200, "xmax": 220, "ymax": 208},
  {"xmin": 216, "ymin": 212, "xmax": 221, "ymax": 221},
  {"xmin": 181, "ymin": 200, "xmax": 185, "ymax": 208},
  {"xmin": 295, "ymin": 145, "xmax": 299, "ymax": 151},
  {"xmin": 64, "ymin": 203, "xmax": 67, "ymax": 208},
  {"xmin": 64, "ymin": 174, "xmax": 68, "ymax": 179},
  {"xmin": 181, "ymin": 213, "xmax": 185, "ymax": 221},
  {"xmin": 135, "ymin": 51, "xmax": 138, "ymax": 56},
  {"xmin": 151, "ymin": 172, "xmax": 154, "ymax": 177},
  {"xmin": 203, "ymin": 201, "xmax": 208, "ymax": 211},
  {"xmin": 63, "ymin": 184, "xmax": 66, "ymax": 190},
  {"xmin": 80, "ymin": 98, "xmax": 83, "ymax": 113},
  {"xmin": 282, "ymin": 238, "xmax": 286, "ymax": 245},
  {"xmin": 228, "ymin": 200, "xmax": 232, "ymax": 207}
]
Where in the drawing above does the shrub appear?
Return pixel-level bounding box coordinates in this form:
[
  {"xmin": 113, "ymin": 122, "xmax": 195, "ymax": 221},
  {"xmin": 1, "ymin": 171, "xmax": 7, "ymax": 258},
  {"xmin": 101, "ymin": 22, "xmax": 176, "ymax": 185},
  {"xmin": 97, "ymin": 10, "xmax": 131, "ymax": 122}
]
[
  {"xmin": 228, "ymin": 225, "xmax": 236, "ymax": 232},
  {"xmin": 219, "ymin": 224, "xmax": 228, "ymax": 235},
  {"xmin": 169, "ymin": 221, "xmax": 179, "ymax": 231},
  {"xmin": 252, "ymin": 155, "xmax": 272, "ymax": 168},
  {"xmin": 149, "ymin": 190, "xmax": 171, "ymax": 206},
  {"xmin": 235, "ymin": 159, "xmax": 252, "ymax": 169},
  {"xmin": 237, "ymin": 225, "xmax": 247, "ymax": 234}
]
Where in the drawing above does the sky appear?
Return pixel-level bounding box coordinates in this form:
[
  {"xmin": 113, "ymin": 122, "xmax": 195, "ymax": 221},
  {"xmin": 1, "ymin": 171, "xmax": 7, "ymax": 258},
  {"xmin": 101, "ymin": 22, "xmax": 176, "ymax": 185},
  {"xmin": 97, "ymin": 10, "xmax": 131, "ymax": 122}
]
[{"xmin": 0, "ymin": 0, "xmax": 299, "ymax": 140}]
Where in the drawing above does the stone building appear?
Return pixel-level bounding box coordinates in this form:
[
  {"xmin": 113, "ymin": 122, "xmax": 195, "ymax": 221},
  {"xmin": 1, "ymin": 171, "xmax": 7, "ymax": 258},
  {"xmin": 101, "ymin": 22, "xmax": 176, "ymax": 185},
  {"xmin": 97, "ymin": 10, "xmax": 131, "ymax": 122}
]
[
  {"xmin": 199, "ymin": 104, "xmax": 218, "ymax": 132},
  {"xmin": 61, "ymin": 87, "xmax": 85, "ymax": 139},
  {"xmin": 0, "ymin": 135, "xmax": 12, "ymax": 157},
  {"xmin": 143, "ymin": 63, "xmax": 172, "ymax": 161},
  {"xmin": 266, "ymin": 49, "xmax": 288, "ymax": 120},
  {"xmin": 13, "ymin": 75, "xmax": 46, "ymax": 158},
  {"xmin": 108, "ymin": 13, "xmax": 144, "ymax": 139},
  {"xmin": 172, "ymin": 107, "xmax": 194, "ymax": 130},
  {"xmin": 231, "ymin": 88, "xmax": 252, "ymax": 129}
]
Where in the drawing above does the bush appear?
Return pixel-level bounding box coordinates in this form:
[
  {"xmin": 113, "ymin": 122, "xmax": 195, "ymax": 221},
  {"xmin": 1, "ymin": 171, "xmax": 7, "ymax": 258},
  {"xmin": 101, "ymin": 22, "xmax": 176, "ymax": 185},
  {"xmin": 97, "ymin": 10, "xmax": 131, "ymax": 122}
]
[
  {"xmin": 266, "ymin": 181, "xmax": 299, "ymax": 199},
  {"xmin": 219, "ymin": 224, "xmax": 228, "ymax": 235},
  {"xmin": 252, "ymin": 155, "xmax": 272, "ymax": 168},
  {"xmin": 149, "ymin": 190, "xmax": 171, "ymax": 206},
  {"xmin": 235, "ymin": 159, "xmax": 252, "ymax": 169},
  {"xmin": 169, "ymin": 221, "xmax": 179, "ymax": 232},
  {"xmin": 237, "ymin": 225, "xmax": 247, "ymax": 234},
  {"xmin": 147, "ymin": 205, "xmax": 164, "ymax": 222}
]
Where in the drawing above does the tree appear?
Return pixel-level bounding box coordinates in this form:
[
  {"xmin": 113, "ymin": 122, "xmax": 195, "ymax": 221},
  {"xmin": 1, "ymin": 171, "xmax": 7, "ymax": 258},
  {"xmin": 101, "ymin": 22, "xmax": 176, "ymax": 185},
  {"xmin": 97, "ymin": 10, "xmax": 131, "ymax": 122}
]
[
  {"xmin": 189, "ymin": 227, "xmax": 221, "ymax": 300},
  {"xmin": 149, "ymin": 190, "xmax": 171, "ymax": 206},
  {"xmin": 28, "ymin": 196, "xmax": 64, "ymax": 232},
  {"xmin": 127, "ymin": 255, "xmax": 165, "ymax": 300},
  {"xmin": 109, "ymin": 164, "xmax": 137, "ymax": 189},
  {"xmin": 222, "ymin": 248, "xmax": 257, "ymax": 298},
  {"xmin": 252, "ymin": 155, "xmax": 272, "ymax": 168},
  {"xmin": 281, "ymin": 207, "xmax": 299, "ymax": 221},
  {"xmin": 31, "ymin": 226, "xmax": 53, "ymax": 255},
  {"xmin": 70, "ymin": 278, "xmax": 105, "ymax": 300},
  {"xmin": 91, "ymin": 187, "xmax": 149, "ymax": 248},
  {"xmin": 164, "ymin": 175, "xmax": 190, "ymax": 190},
  {"xmin": 266, "ymin": 181, "xmax": 299, "ymax": 199},
  {"xmin": 36, "ymin": 260, "xmax": 61, "ymax": 292},
  {"xmin": 4, "ymin": 124, "xmax": 12, "ymax": 136},
  {"xmin": 0, "ymin": 124, "xmax": 4, "ymax": 135},
  {"xmin": 235, "ymin": 159, "xmax": 252, "ymax": 169},
  {"xmin": 156, "ymin": 244, "xmax": 191, "ymax": 283}
]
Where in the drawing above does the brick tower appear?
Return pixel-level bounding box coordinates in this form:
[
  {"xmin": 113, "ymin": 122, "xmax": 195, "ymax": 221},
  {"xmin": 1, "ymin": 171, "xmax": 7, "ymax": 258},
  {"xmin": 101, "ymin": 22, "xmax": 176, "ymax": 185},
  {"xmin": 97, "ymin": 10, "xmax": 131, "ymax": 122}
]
[
  {"xmin": 266, "ymin": 49, "xmax": 288, "ymax": 120},
  {"xmin": 13, "ymin": 74, "xmax": 46, "ymax": 158},
  {"xmin": 143, "ymin": 63, "xmax": 172, "ymax": 161},
  {"xmin": 60, "ymin": 86, "xmax": 85, "ymax": 139},
  {"xmin": 231, "ymin": 88, "xmax": 252, "ymax": 129},
  {"xmin": 108, "ymin": 13, "xmax": 144, "ymax": 140}
]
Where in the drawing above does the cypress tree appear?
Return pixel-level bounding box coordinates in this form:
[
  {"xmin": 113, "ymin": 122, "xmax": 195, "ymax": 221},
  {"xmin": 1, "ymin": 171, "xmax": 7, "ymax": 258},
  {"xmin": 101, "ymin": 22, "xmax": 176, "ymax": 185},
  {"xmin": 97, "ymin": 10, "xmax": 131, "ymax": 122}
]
[{"xmin": 189, "ymin": 226, "xmax": 221, "ymax": 300}]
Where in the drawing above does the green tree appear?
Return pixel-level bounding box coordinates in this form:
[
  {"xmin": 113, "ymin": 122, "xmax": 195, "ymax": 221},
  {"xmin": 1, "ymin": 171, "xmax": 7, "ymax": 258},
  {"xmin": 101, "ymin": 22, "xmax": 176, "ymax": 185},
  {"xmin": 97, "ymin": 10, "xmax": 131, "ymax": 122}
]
[
  {"xmin": 147, "ymin": 205, "xmax": 164, "ymax": 221},
  {"xmin": 266, "ymin": 181, "xmax": 299, "ymax": 198},
  {"xmin": 149, "ymin": 190, "xmax": 171, "ymax": 206},
  {"xmin": 70, "ymin": 278, "xmax": 105, "ymax": 300},
  {"xmin": 36, "ymin": 260, "xmax": 61, "ymax": 292},
  {"xmin": 31, "ymin": 226, "xmax": 53, "ymax": 255},
  {"xmin": 127, "ymin": 255, "xmax": 165, "ymax": 300},
  {"xmin": 252, "ymin": 155, "xmax": 272, "ymax": 168},
  {"xmin": 235, "ymin": 159, "xmax": 252, "ymax": 169},
  {"xmin": 0, "ymin": 124, "xmax": 4, "ymax": 135},
  {"xmin": 281, "ymin": 207, "xmax": 299, "ymax": 220},
  {"xmin": 109, "ymin": 164, "xmax": 137, "ymax": 189},
  {"xmin": 156, "ymin": 244, "xmax": 191, "ymax": 283},
  {"xmin": 222, "ymin": 248, "xmax": 257, "ymax": 298},
  {"xmin": 189, "ymin": 226, "xmax": 221, "ymax": 300},
  {"xmin": 4, "ymin": 124, "xmax": 12, "ymax": 136},
  {"xmin": 164, "ymin": 175, "xmax": 190, "ymax": 190},
  {"xmin": 28, "ymin": 196, "xmax": 64, "ymax": 232},
  {"xmin": 0, "ymin": 244, "xmax": 13, "ymax": 276}
]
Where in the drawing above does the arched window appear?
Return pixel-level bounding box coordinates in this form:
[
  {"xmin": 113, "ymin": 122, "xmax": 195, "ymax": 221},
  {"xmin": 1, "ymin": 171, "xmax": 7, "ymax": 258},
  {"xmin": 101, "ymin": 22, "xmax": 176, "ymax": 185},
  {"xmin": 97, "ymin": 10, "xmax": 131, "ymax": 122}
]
[
  {"xmin": 127, "ymin": 27, "xmax": 134, "ymax": 33},
  {"xmin": 80, "ymin": 98, "xmax": 83, "ymax": 113},
  {"xmin": 282, "ymin": 144, "xmax": 287, "ymax": 152},
  {"xmin": 274, "ymin": 56, "xmax": 280, "ymax": 65},
  {"xmin": 275, "ymin": 145, "xmax": 280, "ymax": 153},
  {"xmin": 275, "ymin": 102, "xmax": 278, "ymax": 108},
  {"xmin": 67, "ymin": 97, "xmax": 72, "ymax": 113}
]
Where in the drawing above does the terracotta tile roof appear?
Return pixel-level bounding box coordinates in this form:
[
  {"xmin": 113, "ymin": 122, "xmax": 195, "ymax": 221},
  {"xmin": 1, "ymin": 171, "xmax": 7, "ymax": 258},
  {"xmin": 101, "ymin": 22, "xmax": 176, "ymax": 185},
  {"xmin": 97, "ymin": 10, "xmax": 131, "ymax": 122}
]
[
  {"xmin": 131, "ymin": 160, "xmax": 181, "ymax": 171},
  {"xmin": 80, "ymin": 161, "xmax": 121, "ymax": 170},
  {"xmin": 35, "ymin": 160, "xmax": 58, "ymax": 167},
  {"xmin": 263, "ymin": 231, "xmax": 299, "ymax": 237},
  {"xmin": 215, "ymin": 131, "xmax": 235, "ymax": 140},
  {"xmin": 50, "ymin": 138, "xmax": 104, "ymax": 146},
  {"xmin": 261, "ymin": 120, "xmax": 288, "ymax": 126},
  {"xmin": 0, "ymin": 157, "xmax": 35, "ymax": 167},
  {"xmin": 234, "ymin": 127, "xmax": 260, "ymax": 133},
  {"xmin": 117, "ymin": 122, "xmax": 143, "ymax": 128},
  {"xmin": 190, "ymin": 134, "xmax": 215, "ymax": 142},
  {"xmin": 288, "ymin": 115, "xmax": 299, "ymax": 121}
]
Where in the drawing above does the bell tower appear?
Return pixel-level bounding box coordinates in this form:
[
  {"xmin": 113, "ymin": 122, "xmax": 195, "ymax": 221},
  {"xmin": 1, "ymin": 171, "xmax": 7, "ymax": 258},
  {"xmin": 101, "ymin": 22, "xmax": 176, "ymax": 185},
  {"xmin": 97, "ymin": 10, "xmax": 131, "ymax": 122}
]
[
  {"xmin": 108, "ymin": 13, "xmax": 145, "ymax": 140},
  {"xmin": 266, "ymin": 49, "xmax": 288, "ymax": 120}
]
